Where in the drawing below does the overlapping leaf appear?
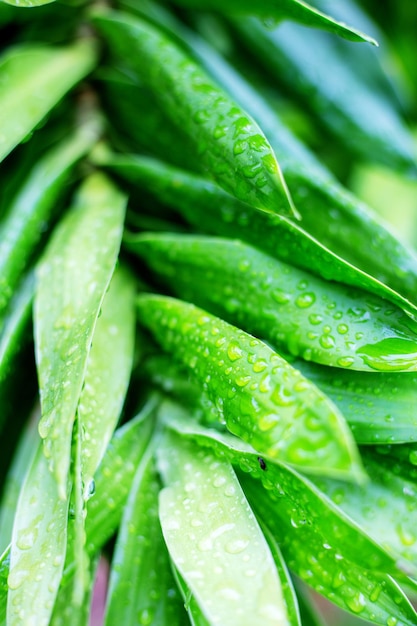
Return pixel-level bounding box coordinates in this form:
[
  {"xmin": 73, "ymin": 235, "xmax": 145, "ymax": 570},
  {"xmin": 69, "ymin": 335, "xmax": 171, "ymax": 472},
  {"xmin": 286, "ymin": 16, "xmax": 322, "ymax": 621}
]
[
  {"xmin": 91, "ymin": 9, "xmax": 297, "ymax": 219},
  {"xmin": 137, "ymin": 294, "xmax": 364, "ymax": 479},
  {"xmin": 34, "ymin": 172, "xmax": 126, "ymax": 497},
  {"xmin": 0, "ymin": 40, "xmax": 97, "ymax": 163}
]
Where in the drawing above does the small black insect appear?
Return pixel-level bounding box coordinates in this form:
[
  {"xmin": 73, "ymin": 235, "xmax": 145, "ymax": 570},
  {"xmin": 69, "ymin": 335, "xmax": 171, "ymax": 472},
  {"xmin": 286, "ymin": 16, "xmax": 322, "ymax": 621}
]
[{"xmin": 257, "ymin": 456, "xmax": 267, "ymax": 471}]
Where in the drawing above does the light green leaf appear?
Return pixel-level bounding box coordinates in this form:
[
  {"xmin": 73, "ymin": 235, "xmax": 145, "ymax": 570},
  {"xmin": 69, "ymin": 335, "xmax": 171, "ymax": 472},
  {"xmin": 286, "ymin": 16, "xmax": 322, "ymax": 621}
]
[
  {"xmin": 104, "ymin": 448, "xmax": 184, "ymax": 625},
  {"xmin": 137, "ymin": 294, "xmax": 364, "ymax": 481},
  {"xmin": 0, "ymin": 40, "xmax": 97, "ymax": 163},
  {"xmin": 7, "ymin": 442, "xmax": 70, "ymax": 626},
  {"xmin": 160, "ymin": 402, "xmax": 417, "ymax": 625},
  {"xmin": 34, "ymin": 172, "xmax": 126, "ymax": 498},
  {"xmin": 1, "ymin": 0, "xmax": 56, "ymax": 6},
  {"xmin": 79, "ymin": 265, "xmax": 136, "ymax": 500},
  {"xmin": 158, "ymin": 429, "xmax": 292, "ymax": 626}
]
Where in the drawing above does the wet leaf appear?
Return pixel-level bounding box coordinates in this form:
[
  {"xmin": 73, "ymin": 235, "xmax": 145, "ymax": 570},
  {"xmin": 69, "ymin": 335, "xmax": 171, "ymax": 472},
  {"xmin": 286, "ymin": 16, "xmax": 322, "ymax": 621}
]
[
  {"xmin": 129, "ymin": 232, "xmax": 417, "ymax": 372},
  {"xmin": 34, "ymin": 172, "xmax": 126, "ymax": 497},
  {"xmin": 294, "ymin": 360, "xmax": 417, "ymax": 444},
  {"xmin": 158, "ymin": 429, "xmax": 292, "ymax": 626},
  {"xmin": 104, "ymin": 448, "xmax": 185, "ymax": 625},
  {"xmin": 79, "ymin": 265, "xmax": 136, "ymax": 500},
  {"xmin": 91, "ymin": 9, "xmax": 297, "ymax": 219},
  {"xmin": 160, "ymin": 401, "xmax": 417, "ymax": 625},
  {"xmin": 7, "ymin": 442, "xmax": 70, "ymax": 626},
  {"xmin": 137, "ymin": 294, "xmax": 364, "ymax": 480}
]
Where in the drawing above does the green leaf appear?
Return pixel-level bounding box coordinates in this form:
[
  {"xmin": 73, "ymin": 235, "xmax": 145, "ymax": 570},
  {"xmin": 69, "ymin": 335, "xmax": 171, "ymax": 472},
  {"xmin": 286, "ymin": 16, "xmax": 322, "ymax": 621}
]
[
  {"xmin": 114, "ymin": 4, "xmax": 417, "ymax": 307},
  {"xmin": 293, "ymin": 360, "xmax": 417, "ymax": 444},
  {"xmin": 137, "ymin": 294, "xmax": 364, "ymax": 480},
  {"xmin": 158, "ymin": 429, "xmax": 292, "ymax": 626},
  {"xmin": 7, "ymin": 442, "xmax": 70, "ymax": 626},
  {"xmin": 104, "ymin": 448, "xmax": 185, "ymax": 625},
  {"xmin": 129, "ymin": 233, "xmax": 417, "ymax": 372},
  {"xmin": 103, "ymin": 153, "xmax": 417, "ymax": 319},
  {"xmin": 310, "ymin": 449, "xmax": 417, "ymax": 577},
  {"xmin": 79, "ymin": 265, "xmax": 136, "ymax": 500},
  {"xmin": 91, "ymin": 9, "xmax": 298, "ymax": 220},
  {"xmin": 49, "ymin": 557, "xmax": 98, "ymax": 626},
  {"xmin": 34, "ymin": 172, "xmax": 126, "ymax": 498},
  {"xmin": 0, "ymin": 410, "xmax": 39, "ymax": 553},
  {"xmin": 233, "ymin": 18, "xmax": 417, "ymax": 175},
  {"xmin": 165, "ymin": 0, "xmax": 377, "ymax": 44},
  {"xmin": 160, "ymin": 402, "xmax": 417, "ymax": 625},
  {"xmin": 0, "ymin": 121, "xmax": 100, "ymax": 322},
  {"xmin": 1, "ymin": 0, "xmax": 56, "ymax": 6},
  {"xmin": 0, "ymin": 40, "xmax": 97, "ymax": 163}
]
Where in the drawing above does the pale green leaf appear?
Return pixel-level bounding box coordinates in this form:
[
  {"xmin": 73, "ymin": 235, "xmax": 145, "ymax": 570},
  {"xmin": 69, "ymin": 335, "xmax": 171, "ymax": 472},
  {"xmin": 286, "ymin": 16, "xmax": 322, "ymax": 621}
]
[
  {"xmin": 0, "ymin": 40, "xmax": 97, "ymax": 163},
  {"xmin": 34, "ymin": 172, "xmax": 126, "ymax": 497}
]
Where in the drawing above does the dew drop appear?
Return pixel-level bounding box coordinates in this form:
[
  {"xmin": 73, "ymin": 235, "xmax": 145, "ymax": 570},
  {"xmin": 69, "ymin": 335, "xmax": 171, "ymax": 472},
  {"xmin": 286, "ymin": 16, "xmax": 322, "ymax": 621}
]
[
  {"xmin": 227, "ymin": 342, "xmax": 243, "ymax": 362},
  {"xmin": 309, "ymin": 314, "xmax": 323, "ymax": 325},
  {"xmin": 271, "ymin": 289, "xmax": 290, "ymax": 304},
  {"xmin": 295, "ymin": 292, "xmax": 316, "ymax": 308},
  {"xmin": 345, "ymin": 592, "xmax": 366, "ymax": 613},
  {"xmin": 225, "ymin": 538, "xmax": 250, "ymax": 554}
]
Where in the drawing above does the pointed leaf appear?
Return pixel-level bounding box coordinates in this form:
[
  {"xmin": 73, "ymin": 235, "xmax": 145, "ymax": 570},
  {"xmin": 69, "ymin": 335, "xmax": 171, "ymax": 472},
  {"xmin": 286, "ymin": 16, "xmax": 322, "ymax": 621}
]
[
  {"xmin": 105, "ymin": 153, "xmax": 417, "ymax": 319},
  {"xmin": 91, "ymin": 9, "xmax": 297, "ymax": 219},
  {"xmin": 137, "ymin": 294, "xmax": 364, "ymax": 480},
  {"xmin": 161, "ymin": 402, "xmax": 417, "ymax": 626},
  {"xmin": 129, "ymin": 233, "xmax": 417, "ymax": 372},
  {"xmin": 34, "ymin": 172, "xmax": 126, "ymax": 497},
  {"xmin": 158, "ymin": 430, "xmax": 292, "ymax": 626}
]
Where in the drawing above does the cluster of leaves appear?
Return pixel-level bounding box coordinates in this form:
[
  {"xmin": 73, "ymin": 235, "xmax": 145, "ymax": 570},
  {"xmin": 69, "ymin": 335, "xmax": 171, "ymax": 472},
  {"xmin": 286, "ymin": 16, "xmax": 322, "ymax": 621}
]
[{"xmin": 1, "ymin": 0, "xmax": 417, "ymax": 625}]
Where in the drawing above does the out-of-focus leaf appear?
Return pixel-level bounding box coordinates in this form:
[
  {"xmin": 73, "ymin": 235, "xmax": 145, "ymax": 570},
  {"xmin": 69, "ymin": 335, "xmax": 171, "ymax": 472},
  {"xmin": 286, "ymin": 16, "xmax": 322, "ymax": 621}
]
[
  {"xmin": 34, "ymin": 172, "xmax": 126, "ymax": 498},
  {"xmin": 0, "ymin": 40, "xmax": 97, "ymax": 162},
  {"xmin": 233, "ymin": 18, "xmax": 417, "ymax": 175},
  {"xmin": 310, "ymin": 449, "xmax": 417, "ymax": 577},
  {"xmin": 294, "ymin": 359, "xmax": 417, "ymax": 444},
  {"xmin": 0, "ymin": 121, "xmax": 101, "ymax": 322},
  {"xmin": 104, "ymin": 449, "xmax": 185, "ymax": 625},
  {"xmin": 163, "ymin": 0, "xmax": 377, "ymax": 43}
]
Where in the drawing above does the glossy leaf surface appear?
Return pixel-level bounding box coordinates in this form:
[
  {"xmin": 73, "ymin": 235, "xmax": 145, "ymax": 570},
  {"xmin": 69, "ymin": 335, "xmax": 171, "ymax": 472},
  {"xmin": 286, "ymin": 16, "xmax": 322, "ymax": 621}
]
[
  {"xmin": 34, "ymin": 172, "xmax": 126, "ymax": 497},
  {"xmin": 158, "ymin": 430, "xmax": 291, "ymax": 626},
  {"xmin": 137, "ymin": 294, "xmax": 363, "ymax": 479},
  {"xmin": 105, "ymin": 153, "xmax": 417, "ymax": 319},
  {"xmin": 129, "ymin": 233, "xmax": 417, "ymax": 372},
  {"xmin": 92, "ymin": 9, "xmax": 297, "ymax": 219},
  {"xmin": 104, "ymin": 449, "xmax": 184, "ymax": 625},
  {"xmin": 161, "ymin": 402, "xmax": 417, "ymax": 625},
  {"xmin": 294, "ymin": 360, "xmax": 417, "ymax": 444},
  {"xmin": 7, "ymin": 443, "xmax": 70, "ymax": 626},
  {"xmin": 0, "ymin": 40, "xmax": 96, "ymax": 163},
  {"xmin": 79, "ymin": 265, "xmax": 136, "ymax": 500}
]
